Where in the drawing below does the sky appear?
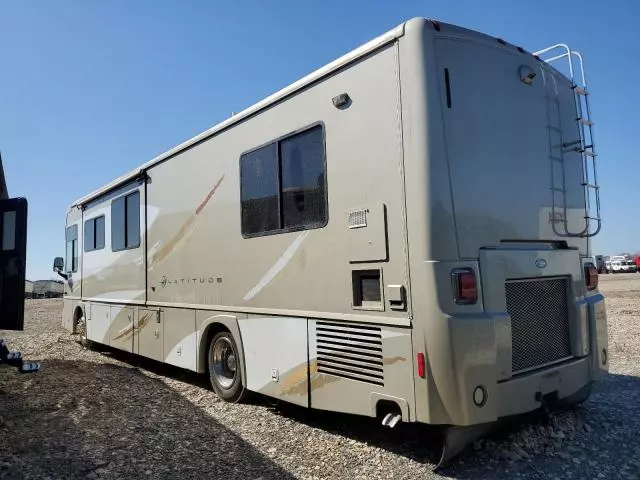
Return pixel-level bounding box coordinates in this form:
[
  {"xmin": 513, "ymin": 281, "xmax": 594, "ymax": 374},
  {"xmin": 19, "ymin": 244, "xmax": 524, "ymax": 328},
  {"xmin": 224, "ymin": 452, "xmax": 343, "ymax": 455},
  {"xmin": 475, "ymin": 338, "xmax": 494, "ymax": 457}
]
[{"xmin": 0, "ymin": 0, "xmax": 638, "ymax": 280}]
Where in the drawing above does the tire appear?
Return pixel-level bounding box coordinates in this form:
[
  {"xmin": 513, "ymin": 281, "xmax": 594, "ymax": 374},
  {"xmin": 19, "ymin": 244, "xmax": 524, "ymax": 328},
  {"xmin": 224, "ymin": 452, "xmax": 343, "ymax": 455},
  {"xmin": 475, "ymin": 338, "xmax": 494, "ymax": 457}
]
[
  {"xmin": 76, "ymin": 315, "xmax": 90, "ymax": 348},
  {"xmin": 208, "ymin": 331, "xmax": 246, "ymax": 403}
]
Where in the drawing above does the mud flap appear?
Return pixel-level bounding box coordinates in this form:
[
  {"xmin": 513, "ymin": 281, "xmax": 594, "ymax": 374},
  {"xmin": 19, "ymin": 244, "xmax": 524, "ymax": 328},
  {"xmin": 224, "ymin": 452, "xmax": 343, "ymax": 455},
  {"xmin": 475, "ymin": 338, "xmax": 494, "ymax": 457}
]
[{"xmin": 435, "ymin": 422, "xmax": 496, "ymax": 471}]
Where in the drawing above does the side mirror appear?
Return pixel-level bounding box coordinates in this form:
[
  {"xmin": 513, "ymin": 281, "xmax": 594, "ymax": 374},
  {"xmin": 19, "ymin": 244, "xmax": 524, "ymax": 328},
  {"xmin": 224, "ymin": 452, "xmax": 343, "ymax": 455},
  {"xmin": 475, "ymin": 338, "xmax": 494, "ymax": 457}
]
[
  {"xmin": 53, "ymin": 256, "xmax": 64, "ymax": 272},
  {"xmin": 53, "ymin": 257, "xmax": 67, "ymax": 280}
]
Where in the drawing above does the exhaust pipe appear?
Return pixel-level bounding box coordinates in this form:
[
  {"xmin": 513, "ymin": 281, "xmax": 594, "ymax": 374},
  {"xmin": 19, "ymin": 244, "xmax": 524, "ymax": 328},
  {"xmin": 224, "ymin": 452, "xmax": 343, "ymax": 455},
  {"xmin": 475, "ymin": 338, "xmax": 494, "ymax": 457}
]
[{"xmin": 381, "ymin": 413, "xmax": 402, "ymax": 428}]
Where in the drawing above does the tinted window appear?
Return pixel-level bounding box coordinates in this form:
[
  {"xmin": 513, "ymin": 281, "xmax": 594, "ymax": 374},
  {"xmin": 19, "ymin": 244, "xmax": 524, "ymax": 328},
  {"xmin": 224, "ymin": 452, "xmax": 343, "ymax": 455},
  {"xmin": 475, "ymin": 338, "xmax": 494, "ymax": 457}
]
[
  {"xmin": 95, "ymin": 216, "xmax": 105, "ymax": 250},
  {"xmin": 111, "ymin": 191, "xmax": 140, "ymax": 251},
  {"xmin": 240, "ymin": 143, "xmax": 279, "ymax": 236},
  {"xmin": 111, "ymin": 197, "xmax": 126, "ymax": 251},
  {"xmin": 84, "ymin": 215, "xmax": 105, "ymax": 252},
  {"xmin": 240, "ymin": 125, "xmax": 327, "ymax": 237},
  {"xmin": 126, "ymin": 191, "xmax": 140, "ymax": 248},
  {"xmin": 280, "ymin": 125, "xmax": 325, "ymax": 229},
  {"xmin": 84, "ymin": 219, "xmax": 95, "ymax": 251},
  {"xmin": 65, "ymin": 224, "xmax": 78, "ymax": 272}
]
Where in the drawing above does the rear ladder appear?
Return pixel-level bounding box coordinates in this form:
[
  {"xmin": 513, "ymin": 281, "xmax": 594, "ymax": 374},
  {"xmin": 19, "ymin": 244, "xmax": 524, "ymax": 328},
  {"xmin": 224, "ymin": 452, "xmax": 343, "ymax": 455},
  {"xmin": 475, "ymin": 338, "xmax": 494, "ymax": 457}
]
[{"xmin": 534, "ymin": 44, "xmax": 601, "ymax": 237}]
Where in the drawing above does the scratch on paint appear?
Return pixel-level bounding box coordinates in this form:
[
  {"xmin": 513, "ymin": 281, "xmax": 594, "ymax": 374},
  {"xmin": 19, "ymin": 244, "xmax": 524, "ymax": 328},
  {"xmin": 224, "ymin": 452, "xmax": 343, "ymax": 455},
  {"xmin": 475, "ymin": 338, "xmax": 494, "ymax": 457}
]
[
  {"xmin": 150, "ymin": 175, "xmax": 225, "ymax": 267},
  {"xmin": 243, "ymin": 230, "xmax": 310, "ymax": 302}
]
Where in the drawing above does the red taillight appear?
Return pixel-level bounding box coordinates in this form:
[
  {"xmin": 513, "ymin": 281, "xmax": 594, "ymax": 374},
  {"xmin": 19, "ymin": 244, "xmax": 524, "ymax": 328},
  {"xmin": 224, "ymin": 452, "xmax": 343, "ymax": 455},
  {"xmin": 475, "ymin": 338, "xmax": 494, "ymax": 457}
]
[
  {"xmin": 417, "ymin": 352, "xmax": 426, "ymax": 378},
  {"xmin": 451, "ymin": 268, "xmax": 477, "ymax": 305},
  {"xmin": 585, "ymin": 265, "xmax": 598, "ymax": 291}
]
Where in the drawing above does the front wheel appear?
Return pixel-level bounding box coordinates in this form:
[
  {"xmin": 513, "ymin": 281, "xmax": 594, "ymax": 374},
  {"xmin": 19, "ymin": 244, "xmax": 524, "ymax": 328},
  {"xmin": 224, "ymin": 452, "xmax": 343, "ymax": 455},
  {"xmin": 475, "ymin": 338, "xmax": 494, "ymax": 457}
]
[
  {"xmin": 76, "ymin": 315, "xmax": 90, "ymax": 348},
  {"xmin": 208, "ymin": 331, "xmax": 246, "ymax": 403}
]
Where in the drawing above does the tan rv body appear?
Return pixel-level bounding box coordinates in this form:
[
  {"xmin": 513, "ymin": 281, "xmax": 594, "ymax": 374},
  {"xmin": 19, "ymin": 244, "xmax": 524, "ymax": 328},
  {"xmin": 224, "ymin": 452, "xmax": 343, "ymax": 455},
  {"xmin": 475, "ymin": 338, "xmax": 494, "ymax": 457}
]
[{"xmin": 61, "ymin": 18, "xmax": 607, "ymax": 428}]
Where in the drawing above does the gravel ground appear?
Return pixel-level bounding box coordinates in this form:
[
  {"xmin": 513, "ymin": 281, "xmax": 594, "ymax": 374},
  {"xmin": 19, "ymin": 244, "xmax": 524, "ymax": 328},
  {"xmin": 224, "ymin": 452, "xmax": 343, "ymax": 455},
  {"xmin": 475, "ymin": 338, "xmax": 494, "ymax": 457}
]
[{"xmin": 1, "ymin": 274, "xmax": 639, "ymax": 479}]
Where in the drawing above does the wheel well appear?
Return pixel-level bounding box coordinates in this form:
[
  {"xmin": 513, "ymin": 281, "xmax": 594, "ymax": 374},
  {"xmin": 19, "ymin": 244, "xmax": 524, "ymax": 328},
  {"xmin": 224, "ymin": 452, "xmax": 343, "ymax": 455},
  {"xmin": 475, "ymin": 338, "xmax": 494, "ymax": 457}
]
[
  {"xmin": 202, "ymin": 323, "xmax": 230, "ymax": 373},
  {"xmin": 72, "ymin": 306, "xmax": 84, "ymax": 334}
]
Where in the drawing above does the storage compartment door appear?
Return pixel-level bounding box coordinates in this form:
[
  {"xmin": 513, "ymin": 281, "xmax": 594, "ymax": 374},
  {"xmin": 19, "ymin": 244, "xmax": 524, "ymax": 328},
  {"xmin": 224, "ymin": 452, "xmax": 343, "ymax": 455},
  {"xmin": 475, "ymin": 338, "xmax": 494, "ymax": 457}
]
[
  {"xmin": 238, "ymin": 316, "xmax": 308, "ymax": 407},
  {"xmin": 135, "ymin": 308, "xmax": 163, "ymax": 362},
  {"xmin": 109, "ymin": 305, "xmax": 134, "ymax": 353}
]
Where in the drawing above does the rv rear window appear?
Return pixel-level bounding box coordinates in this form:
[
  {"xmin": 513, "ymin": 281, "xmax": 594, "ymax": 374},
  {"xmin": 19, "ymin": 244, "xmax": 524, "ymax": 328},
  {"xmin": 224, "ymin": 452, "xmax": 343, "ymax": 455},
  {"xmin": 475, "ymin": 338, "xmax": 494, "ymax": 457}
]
[
  {"xmin": 240, "ymin": 124, "xmax": 327, "ymax": 237},
  {"xmin": 111, "ymin": 191, "xmax": 140, "ymax": 251},
  {"xmin": 84, "ymin": 215, "xmax": 105, "ymax": 252}
]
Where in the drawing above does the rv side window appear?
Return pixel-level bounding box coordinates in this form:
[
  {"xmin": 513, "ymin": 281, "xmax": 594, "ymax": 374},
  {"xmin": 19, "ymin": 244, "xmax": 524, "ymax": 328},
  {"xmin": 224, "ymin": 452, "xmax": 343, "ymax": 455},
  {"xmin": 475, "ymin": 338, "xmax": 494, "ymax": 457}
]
[
  {"xmin": 111, "ymin": 191, "xmax": 141, "ymax": 251},
  {"xmin": 84, "ymin": 215, "xmax": 105, "ymax": 252},
  {"xmin": 240, "ymin": 124, "xmax": 327, "ymax": 237},
  {"xmin": 240, "ymin": 143, "xmax": 279, "ymax": 235},
  {"xmin": 65, "ymin": 224, "xmax": 78, "ymax": 273},
  {"xmin": 280, "ymin": 126, "xmax": 326, "ymax": 229}
]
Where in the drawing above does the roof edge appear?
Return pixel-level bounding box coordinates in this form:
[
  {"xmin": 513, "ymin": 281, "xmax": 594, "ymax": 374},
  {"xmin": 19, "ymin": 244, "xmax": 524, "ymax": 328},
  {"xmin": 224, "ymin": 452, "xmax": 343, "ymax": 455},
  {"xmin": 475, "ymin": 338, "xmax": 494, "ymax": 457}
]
[{"xmin": 70, "ymin": 20, "xmax": 409, "ymax": 209}]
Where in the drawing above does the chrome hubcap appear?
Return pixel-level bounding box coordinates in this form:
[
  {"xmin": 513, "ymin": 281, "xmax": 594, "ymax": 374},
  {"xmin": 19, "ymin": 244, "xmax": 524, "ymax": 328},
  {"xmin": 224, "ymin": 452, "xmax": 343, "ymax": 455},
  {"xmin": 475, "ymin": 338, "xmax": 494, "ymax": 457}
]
[{"xmin": 212, "ymin": 337, "xmax": 236, "ymax": 389}]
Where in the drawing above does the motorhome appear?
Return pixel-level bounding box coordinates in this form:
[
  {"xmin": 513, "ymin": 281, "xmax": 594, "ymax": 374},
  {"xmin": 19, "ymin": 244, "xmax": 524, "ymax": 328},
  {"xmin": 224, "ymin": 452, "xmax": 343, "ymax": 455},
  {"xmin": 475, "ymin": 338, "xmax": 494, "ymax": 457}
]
[{"xmin": 54, "ymin": 18, "xmax": 608, "ymax": 467}]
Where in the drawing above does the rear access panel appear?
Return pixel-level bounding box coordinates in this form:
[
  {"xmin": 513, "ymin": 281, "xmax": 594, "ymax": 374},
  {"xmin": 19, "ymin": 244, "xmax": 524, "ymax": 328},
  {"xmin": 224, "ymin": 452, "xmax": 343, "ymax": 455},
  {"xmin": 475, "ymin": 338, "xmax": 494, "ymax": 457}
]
[{"xmin": 238, "ymin": 315, "xmax": 309, "ymax": 407}]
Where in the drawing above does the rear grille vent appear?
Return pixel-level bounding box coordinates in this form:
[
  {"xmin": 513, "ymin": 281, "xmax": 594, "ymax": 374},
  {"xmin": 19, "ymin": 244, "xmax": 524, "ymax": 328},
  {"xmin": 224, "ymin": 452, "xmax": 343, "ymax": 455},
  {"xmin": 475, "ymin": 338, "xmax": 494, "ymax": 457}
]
[
  {"xmin": 315, "ymin": 321, "xmax": 384, "ymax": 386},
  {"xmin": 506, "ymin": 277, "xmax": 572, "ymax": 374}
]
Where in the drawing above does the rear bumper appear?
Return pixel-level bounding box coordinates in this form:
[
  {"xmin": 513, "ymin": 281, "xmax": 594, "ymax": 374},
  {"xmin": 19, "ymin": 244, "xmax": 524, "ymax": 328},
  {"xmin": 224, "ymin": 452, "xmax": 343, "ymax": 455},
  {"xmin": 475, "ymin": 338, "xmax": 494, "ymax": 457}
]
[
  {"xmin": 497, "ymin": 357, "xmax": 590, "ymax": 418},
  {"xmin": 423, "ymin": 292, "xmax": 607, "ymax": 427}
]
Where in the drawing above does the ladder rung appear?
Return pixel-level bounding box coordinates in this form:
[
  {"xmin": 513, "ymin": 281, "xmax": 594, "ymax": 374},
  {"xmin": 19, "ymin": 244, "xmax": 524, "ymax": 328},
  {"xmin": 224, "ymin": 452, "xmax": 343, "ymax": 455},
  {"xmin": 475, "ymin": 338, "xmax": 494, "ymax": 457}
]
[
  {"xmin": 573, "ymin": 86, "xmax": 587, "ymax": 96},
  {"xmin": 563, "ymin": 139, "xmax": 581, "ymax": 148},
  {"xmin": 581, "ymin": 150, "xmax": 597, "ymax": 157},
  {"xmin": 551, "ymin": 187, "xmax": 566, "ymax": 192},
  {"xmin": 585, "ymin": 216, "xmax": 601, "ymax": 221},
  {"xmin": 581, "ymin": 183, "xmax": 599, "ymax": 189},
  {"xmin": 547, "ymin": 126, "xmax": 562, "ymax": 132},
  {"xmin": 577, "ymin": 117, "xmax": 594, "ymax": 126}
]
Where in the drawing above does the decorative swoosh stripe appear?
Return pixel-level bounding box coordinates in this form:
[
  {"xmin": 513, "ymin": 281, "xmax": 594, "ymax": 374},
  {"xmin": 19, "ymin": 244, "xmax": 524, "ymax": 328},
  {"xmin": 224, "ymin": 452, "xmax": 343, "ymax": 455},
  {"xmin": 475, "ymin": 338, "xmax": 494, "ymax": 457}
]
[{"xmin": 150, "ymin": 174, "xmax": 225, "ymax": 267}]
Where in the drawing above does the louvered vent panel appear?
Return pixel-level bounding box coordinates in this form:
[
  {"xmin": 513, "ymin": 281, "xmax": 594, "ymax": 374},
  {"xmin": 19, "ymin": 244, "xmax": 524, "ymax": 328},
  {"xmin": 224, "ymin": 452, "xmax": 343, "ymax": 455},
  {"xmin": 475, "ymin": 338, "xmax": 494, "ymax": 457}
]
[
  {"xmin": 348, "ymin": 209, "xmax": 367, "ymax": 229},
  {"xmin": 315, "ymin": 321, "xmax": 384, "ymax": 386}
]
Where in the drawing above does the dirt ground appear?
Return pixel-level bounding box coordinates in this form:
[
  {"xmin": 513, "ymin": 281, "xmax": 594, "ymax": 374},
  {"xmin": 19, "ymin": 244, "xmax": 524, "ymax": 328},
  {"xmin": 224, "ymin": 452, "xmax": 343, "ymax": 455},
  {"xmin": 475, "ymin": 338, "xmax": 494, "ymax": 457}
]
[{"xmin": 1, "ymin": 274, "xmax": 639, "ymax": 479}]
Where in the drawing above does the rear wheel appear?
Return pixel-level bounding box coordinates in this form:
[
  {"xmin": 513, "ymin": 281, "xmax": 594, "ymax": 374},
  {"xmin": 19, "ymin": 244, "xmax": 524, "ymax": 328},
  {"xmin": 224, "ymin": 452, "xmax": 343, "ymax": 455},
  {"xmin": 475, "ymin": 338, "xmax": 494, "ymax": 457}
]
[{"xmin": 208, "ymin": 331, "xmax": 246, "ymax": 403}]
